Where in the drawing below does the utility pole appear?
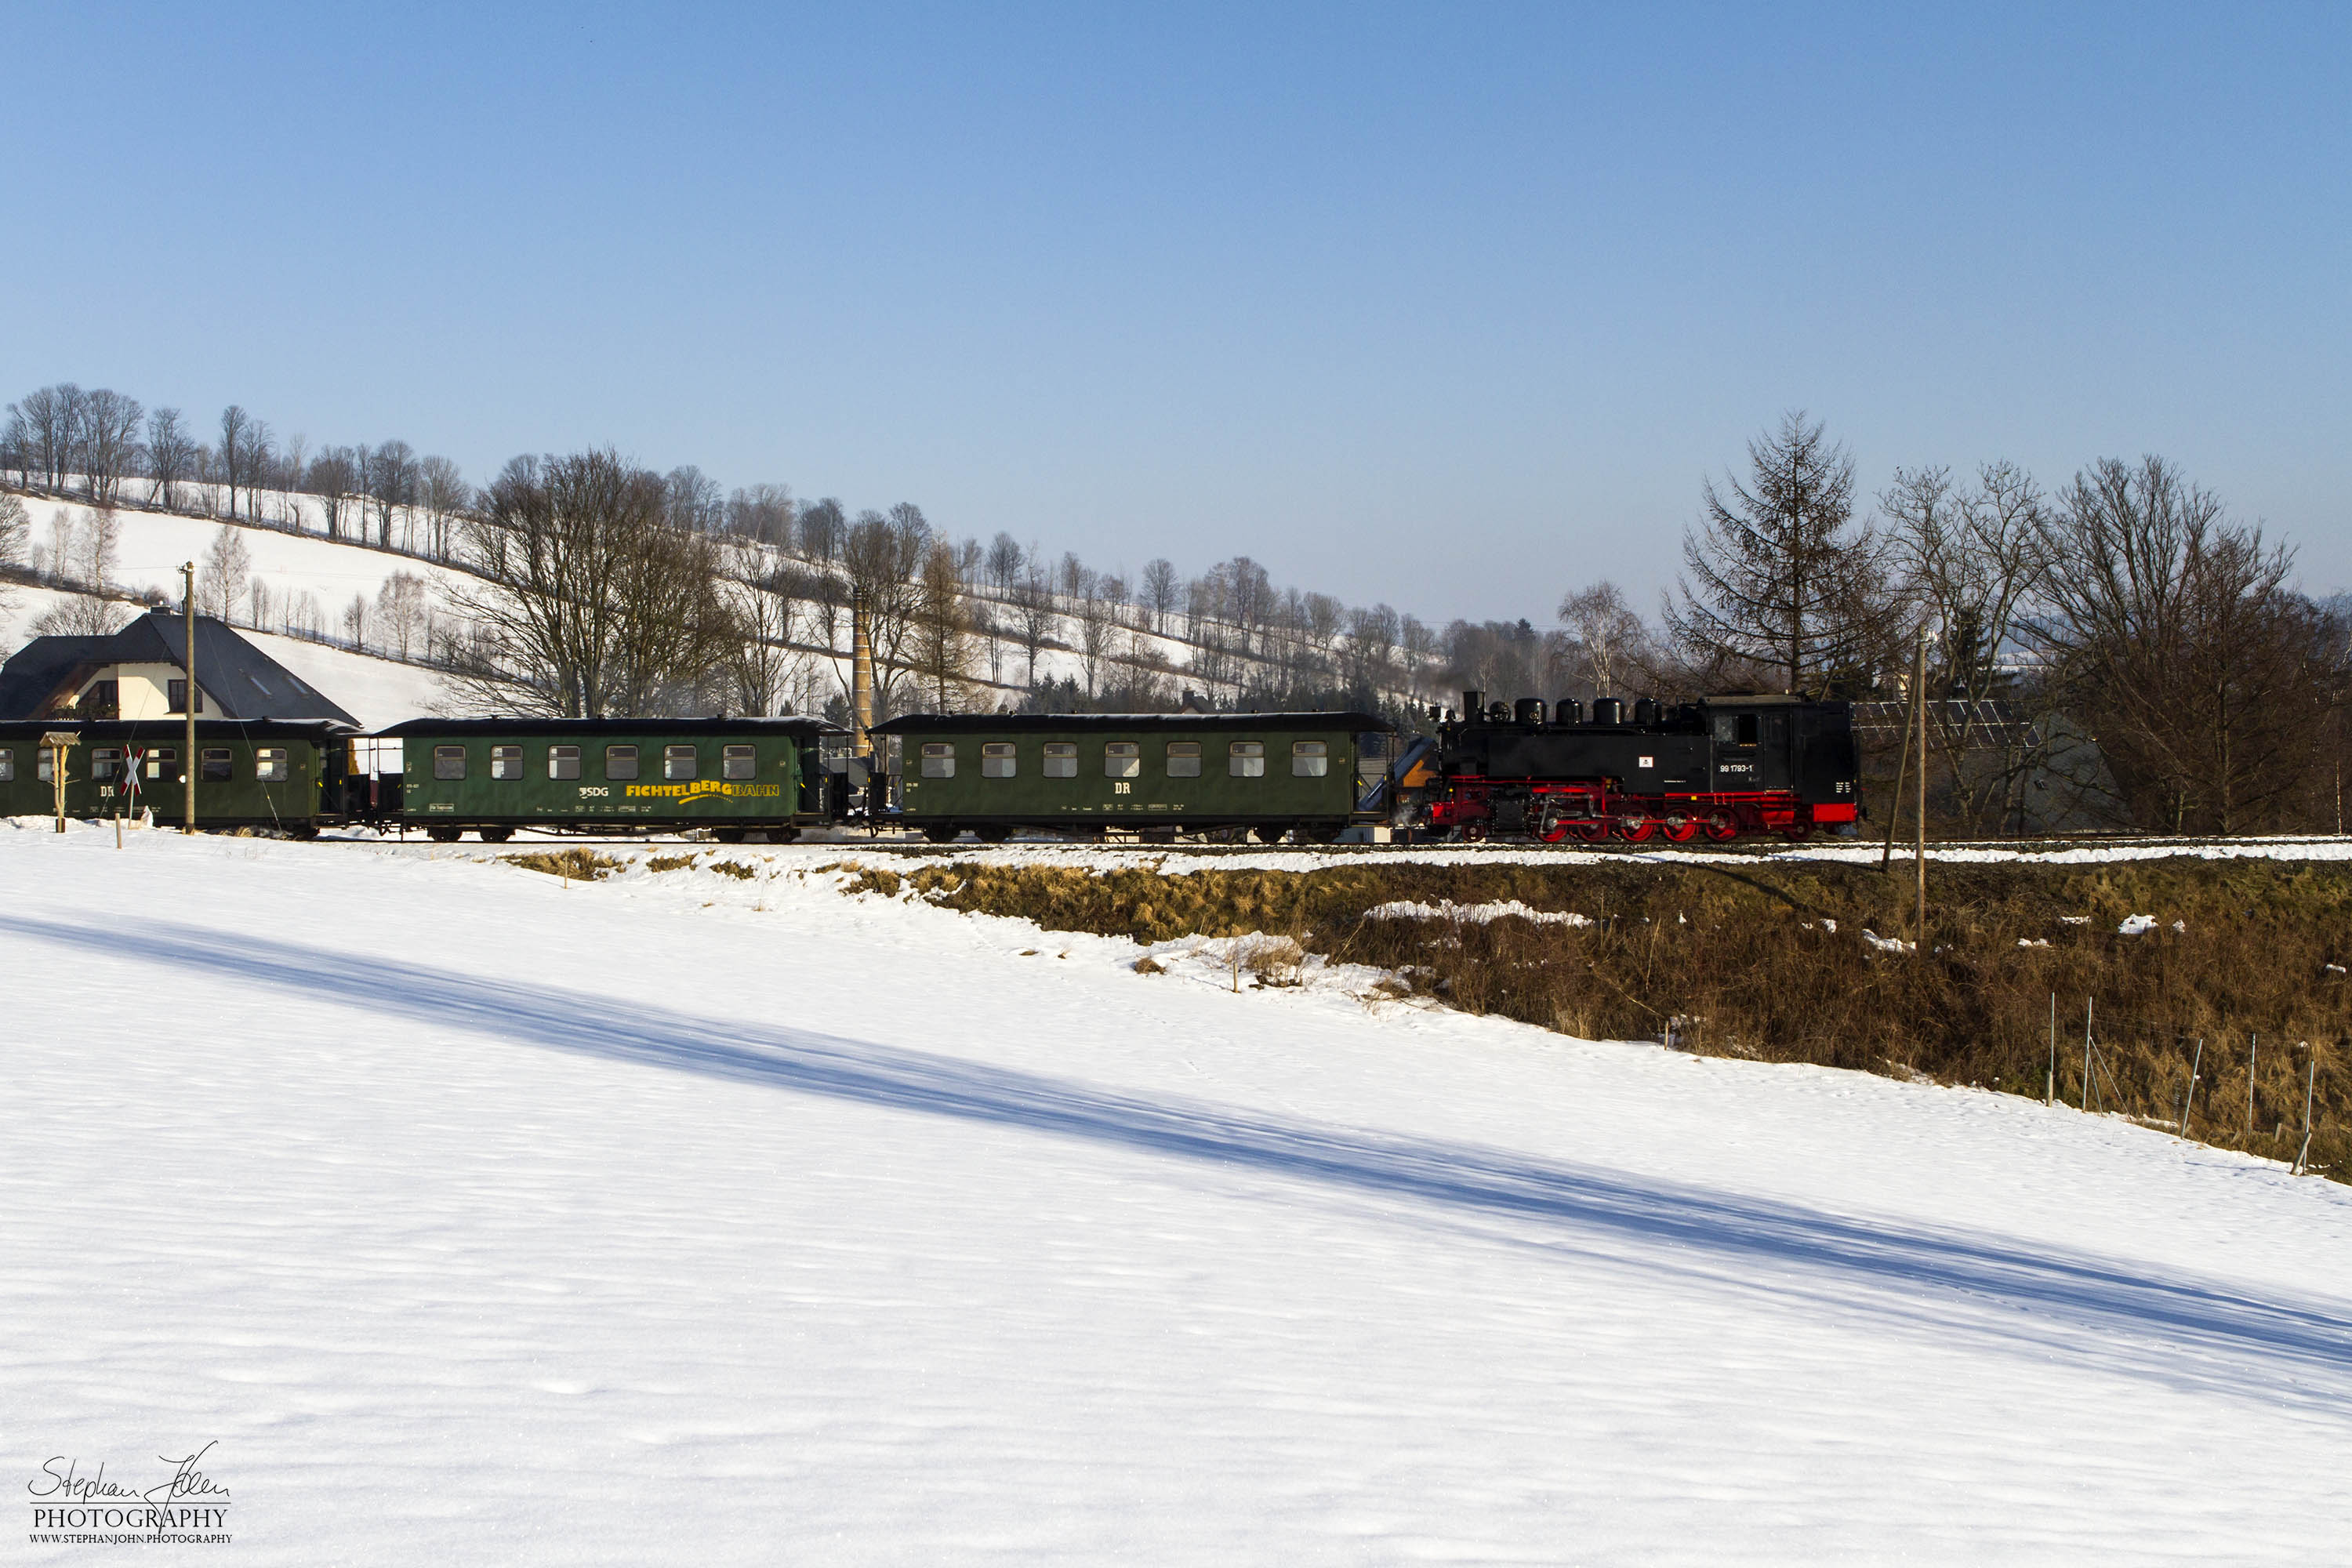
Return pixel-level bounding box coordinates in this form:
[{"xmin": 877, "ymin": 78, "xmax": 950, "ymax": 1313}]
[
  {"xmin": 182, "ymin": 562, "xmax": 198, "ymax": 831},
  {"xmin": 1911, "ymin": 628, "xmax": 1929, "ymax": 946}
]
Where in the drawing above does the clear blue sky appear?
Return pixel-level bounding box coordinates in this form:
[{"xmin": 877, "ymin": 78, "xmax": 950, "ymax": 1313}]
[{"xmin": 5, "ymin": 3, "xmax": 2345, "ymax": 623}]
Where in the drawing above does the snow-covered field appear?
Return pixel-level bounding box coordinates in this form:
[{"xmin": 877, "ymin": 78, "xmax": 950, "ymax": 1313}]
[{"xmin": 5, "ymin": 822, "xmax": 2349, "ymax": 1563}]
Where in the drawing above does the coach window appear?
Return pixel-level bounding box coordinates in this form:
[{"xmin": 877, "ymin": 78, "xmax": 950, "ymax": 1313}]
[
  {"xmin": 255, "ymin": 747, "xmax": 289, "ymax": 782},
  {"xmin": 1105, "ymin": 742, "xmax": 1140, "ymax": 779},
  {"xmin": 0, "ymin": 749, "xmax": 12, "ymax": 782},
  {"xmin": 490, "ymin": 745, "xmax": 524, "ymax": 781},
  {"xmin": 920, "ymin": 742, "xmax": 956, "ymax": 779},
  {"xmin": 606, "ymin": 745, "xmax": 639, "ymax": 781},
  {"xmin": 981, "ymin": 742, "xmax": 1017, "ymax": 779},
  {"xmin": 432, "ymin": 746, "xmax": 466, "ymax": 781},
  {"xmin": 146, "ymin": 748, "xmax": 176, "ymax": 780},
  {"xmin": 665, "ymin": 744, "xmax": 698, "ymax": 781},
  {"xmin": 723, "ymin": 744, "xmax": 757, "ymax": 781},
  {"xmin": 201, "ymin": 748, "xmax": 234, "ymax": 782},
  {"xmin": 547, "ymin": 745, "xmax": 581, "ymax": 781},
  {"xmin": 1291, "ymin": 740, "xmax": 1328, "ymax": 778},
  {"xmin": 92, "ymin": 748, "xmax": 122, "ymax": 780},
  {"xmin": 1229, "ymin": 740, "xmax": 1265, "ymax": 778},
  {"xmin": 1165, "ymin": 741, "xmax": 1201, "ymax": 778},
  {"xmin": 1042, "ymin": 742, "xmax": 1077, "ymax": 779}
]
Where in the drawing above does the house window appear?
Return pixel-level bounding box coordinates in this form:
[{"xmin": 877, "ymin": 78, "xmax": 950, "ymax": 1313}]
[
  {"xmin": 81, "ymin": 680, "xmax": 118, "ymax": 718},
  {"xmin": 434, "ymin": 746, "xmax": 467, "ymax": 781},
  {"xmin": 920, "ymin": 742, "xmax": 956, "ymax": 779},
  {"xmin": 92, "ymin": 748, "xmax": 122, "ymax": 780},
  {"xmin": 255, "ymin": 747, "xmax": 289, "ymax": 782},
  {"xmin": 490, "ymin": 745, "xmax": 524, "ymax": 780},
  {"xmin": 1166, "ymin": 741, "xmax": 1201, "ymax": 778},
  {"xmin": 723, "ymin": 744, "xmax": 757, "ymax": 780},
  {"xmin": 548, "ymin": 746, "xmax": 581, "ymax": 781},
  {"xmin": 1105, "ymin": 742, "xmax": 1140, "ymax": 779},
  {"xmin": 1229, "ymin": 741, "xmax": 1265, "ymax": 778},
  {"xmin": 0, "ymin": 749, "xmax": 11, "ymax": 782},
  {"xmin": 981, "ymin": 742, "xmax": 1017, "ymax": 779},
  {"xmin": 606, "ymin": 745, "xmax": 639, "ymax": 781},
  {"xmin": 1292, "ymin": 740, "xmax": 1329, "ymax": 778},
  {"xmin": 1042, "ymin": 742, "xmax": 1077, "ymax": 779},
  {"xmin": 201, "ymin": 748, "xmax": 233, "ymax": 782},
  {"xmin": 664, "ymin": 745, "xmax": 697, "ymax": 781},
  {"xmin": 167, "ymin": 680, "xmax": 205, "ymax": 715}
]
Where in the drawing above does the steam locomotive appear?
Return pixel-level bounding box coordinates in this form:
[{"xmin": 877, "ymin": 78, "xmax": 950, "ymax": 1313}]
[{"xmin": 1399, "ymin": 690, "xmax": 1860, "ymax": 843}]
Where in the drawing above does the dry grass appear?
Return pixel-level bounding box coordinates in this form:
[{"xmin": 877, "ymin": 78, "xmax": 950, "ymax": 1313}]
[
  {"xmin": 502, "ymin": 849, "xmax": 625, "ymax": 881},
  {"xmin": 884, "ymin": 856, "xmax": 2350, "ymax": 1181}
]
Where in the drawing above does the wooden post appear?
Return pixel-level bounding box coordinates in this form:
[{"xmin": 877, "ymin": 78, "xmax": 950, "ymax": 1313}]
[
  {"xmin": 2180, "ymin": 1038, "xmax": 2203, "ymax": 1138},
  {"xmin": 182, "ymin": 562, "xmax": 198, "ymax": 832},
  {"xmin": 1878, "ymin": 653, "xmax": 1918, "ymax": 873},
  {"xmin": 2083, "ymin": 996, "xmax": 2094, "ymax": 1112},
  {"xmin": 41, "ymin": 731, "xmax": 75, "ymax": 833},
  {"xmin": 2249, "ymin": 1034, "xmax": 2257, "ymax": 1132},
  {"xmin": 2047, "ymin": 993, "xmax": 2056, "ymax": 1107},
  {"xmin": 2293, "ymin": 1056, "xmax": 2317, "ymax": 1175},
  {"xmin": 1912, "ymin": 628, "xmax": 1928, "ymax": 946}
]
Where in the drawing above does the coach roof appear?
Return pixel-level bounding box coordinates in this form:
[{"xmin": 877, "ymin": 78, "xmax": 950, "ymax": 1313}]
[
  {"xmin": 873, "ymin": 711, "xmax": 1392, "ymax": 735},
  {"xmin": 376, "ymin": 717, "xmax": 844, "ymax": 738}
]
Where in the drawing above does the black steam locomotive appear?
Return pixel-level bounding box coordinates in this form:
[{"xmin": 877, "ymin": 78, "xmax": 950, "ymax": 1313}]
[{"xmin": 1399, "ymin": 691, "xmax": 1860, "ymax": 843}]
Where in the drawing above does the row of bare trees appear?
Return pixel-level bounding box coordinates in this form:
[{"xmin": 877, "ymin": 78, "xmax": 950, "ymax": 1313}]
[
  {"xmin": 1517, "ymin": 412, "xmax": 2348, "ymax": 836},
  {"xmin": 2, "ymin": 384, "xmax": 466, "ymax": 554}
]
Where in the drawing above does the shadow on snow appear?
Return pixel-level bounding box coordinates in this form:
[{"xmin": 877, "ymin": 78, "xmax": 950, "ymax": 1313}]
[{"xmin": 11, "ymin": 912, "xmax": 2350, "ymax": 1413}]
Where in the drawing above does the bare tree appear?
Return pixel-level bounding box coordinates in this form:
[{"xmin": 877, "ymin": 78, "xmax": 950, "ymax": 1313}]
[
  {"xmin": 1141, "ymin": 557, "xmax": 1179, "ymax": 634},
  {"xmin": 2031, "ymin": 456, "xmax": 2323, "ymax": 833},
  {"xmin": 725, "ymin": 484, "xmax": 796, "ymax": 547},
  {"xmin": 799, "ymin": 497, "xmax": 845, "ymax": 564},
  {"xmin": 143, "ymin": 408, "xmax": 198, "ymax": 510},
  {"xmin": 416, "ymin": 456, "xmax": 467, "ymax": 558},
  {"xmin": 1667, "ymin": 411, "xmax": 1898, "ymax": 693},
  {"xmin": 1076, "ymin": 586, "xmax": 1116, "ymax": 699},
  {"xmin": 217, "ymin": 405, "xmax": 257, "ymax": 521},
  {"xmin": 198, "ymin": 524, "xmax": 252, "ymax": 622},
  {"xmin": 1011, "ymin": 564, "xmax": 1057, "ymax": 688},
  {"xmin": 836, "ymin": 505, "xmax": 932, "ymax": 713},
  {"xmin": 0, "ymin": 492, "xmax": 26, "ymax": 615},
  {"xmin": 453, "ymin": 449, "xmax": 733, "ymax": 717},
  {"xmin": 724, "ymin": 539, "xmax": 807, "ymax": 715},
  {"xmin": 664, "ymin": 466, "xmax": 724, "ymax": 533},
  {"xmin": 368, "ymin": 439, "xmax": 417, "ymax": 548},
  {"xmin": 1554, "ymin": 582, "xmax": 1648, "ymax": 699},
  {"xmin": 343, "ymin": 592, "xmax": 369, "ymax": 650},
  {"xmin": 307, "ymin": 447, "xmax": 358, "ymax": 539},
  {"xmin": 78, "ymin": 390, "xmax": 143, "ymax": 506},
  {"xmin": 985, "ymin": 532, "xmax": 1025, "ymax": 596},
  {"xmin": 375, "ymin": 570, "xmax": 431, "ymax": 660}
]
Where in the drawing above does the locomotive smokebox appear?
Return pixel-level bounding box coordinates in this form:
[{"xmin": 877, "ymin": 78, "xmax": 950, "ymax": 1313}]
[
  {"xmin": 1592, "ymin": 696, "xmax": 1625, "ymax": 725},
  {"xmin": 1513, "ymin": 698, "xmax": 1546, "ymax": 726}
]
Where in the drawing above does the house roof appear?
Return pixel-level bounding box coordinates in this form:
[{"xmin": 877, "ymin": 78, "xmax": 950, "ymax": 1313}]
[{"xmin": 0, "ymin": 612, "xmax": 361, "ymax": 726}]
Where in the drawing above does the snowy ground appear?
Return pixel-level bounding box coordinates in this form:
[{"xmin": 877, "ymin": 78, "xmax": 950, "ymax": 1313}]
[{"xmin": 5, "ymin": 822, "xmax": 2349, "ymax": 1564}]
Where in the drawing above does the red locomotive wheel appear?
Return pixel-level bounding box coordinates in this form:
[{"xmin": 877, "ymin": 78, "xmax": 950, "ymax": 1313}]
[
  {"xmin": 1571, "ymin": 820, "xmax": 1610, "ymax": 844},
  {"xmin": 1663, "ymin": 817, "xmax": 1700, "ymax": 842},
  {"xmin": 1538, "ymin": 820, "xmax": 1570, "ymax": 844},
  {"xmin": 1703, "ymin": 813, "xmax": 1738, "ymax": 841},
  {"xmin": 1616, "ymin": 818, "xmax": 1657, "ymax": 843}
]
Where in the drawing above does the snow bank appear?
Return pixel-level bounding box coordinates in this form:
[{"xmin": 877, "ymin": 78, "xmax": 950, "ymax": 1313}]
[
  {"xmin": 4, "ymin": 822, "xmax": 2349, "ymax": 1563},
  {"xmin": 1362, "ymin": 897, "xmax": 1592, "ymax": 925}
]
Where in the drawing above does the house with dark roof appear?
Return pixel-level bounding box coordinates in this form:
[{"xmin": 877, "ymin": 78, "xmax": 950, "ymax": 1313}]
[{"xmin": 0, "ymin": 612, "xmax": 360, "ymax": 727}]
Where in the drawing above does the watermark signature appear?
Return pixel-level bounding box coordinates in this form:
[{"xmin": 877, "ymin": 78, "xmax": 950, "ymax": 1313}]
[{"xmin": 27, "ymin": 1443, "xmax": 232, "ymax": 1544}]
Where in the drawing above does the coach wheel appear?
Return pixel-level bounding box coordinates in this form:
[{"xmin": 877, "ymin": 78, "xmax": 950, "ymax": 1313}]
[
  {"xmin": 1662, "ymin": 816, "xmax": 1700, "ymax": 843},
  {"xmin": 1615, "ymin": 818, "xmax": 1657, "ymax": 843},
  {"xmin": 970, "ymin": 825, "xmax": 1012, "ymax": 844},
  {"xmin": 477, "ymin": 825, "xmax": 514, "ymax": 844},
  {"xmin": 426, "ymin": 824, "xmax": 463, "ymax": 844},
  {"xmin": 713, "ymin": 826, "xmax": 748, "ymax": 844},
  {"xmin": 771, "ymin": 827, "xmax": 801, "ymax": 844},
  {"xmin": 1302, "ymin": 823, "xmax": 1343, "ymax": 845},
  {"xmin": 1254, "ymin": 824, "xmax": 1289, "ymax": 844},
  {"xmin": 921, "ymin": 824, "xmax": 963, "ymax": 844}
]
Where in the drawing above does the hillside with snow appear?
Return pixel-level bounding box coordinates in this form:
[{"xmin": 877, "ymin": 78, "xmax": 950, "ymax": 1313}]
[{"xmin": 5, "ymin": 823, "xmax": 2347, "ymax": 1563}]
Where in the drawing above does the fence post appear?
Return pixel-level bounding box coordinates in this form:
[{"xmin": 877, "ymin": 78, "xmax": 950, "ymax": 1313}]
[
  {"xmin": 2180, "ymin": 1039, "xmax": 2202, "ymax": 1138},
  {"xmin": 2293, "ymin": 1057, "xmax": 2317, "ymax": 1176},
  {"xmin": 2248, "ymin": 1034, "xmax": 2257, "ymax": 1133},
  {"xmin": 2083, "ymin": 997, "xmax": 2095, "ymax": 1112},
  {"xmin": 2047, "ymin": 993, "xmax": 2056, "ymax": 1107}
]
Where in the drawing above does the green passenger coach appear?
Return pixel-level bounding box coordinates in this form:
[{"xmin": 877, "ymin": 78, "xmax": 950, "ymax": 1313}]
[
  {"xmin": 0, "ymin": 718, "xmax": 354, "ymax": 833},
  {"xmin": 873, "ymin": 712, "xmax": 1396, "ymax": 843},
  {"xmin": 379, "ymin": 717, "xmax": 840, "ymax": 842}
]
